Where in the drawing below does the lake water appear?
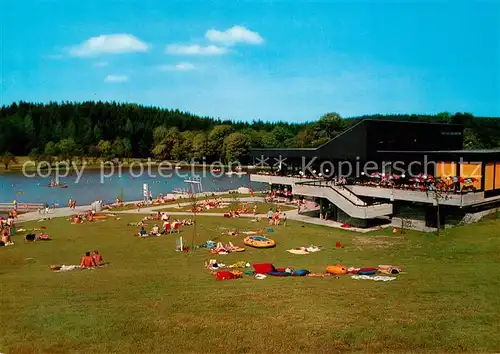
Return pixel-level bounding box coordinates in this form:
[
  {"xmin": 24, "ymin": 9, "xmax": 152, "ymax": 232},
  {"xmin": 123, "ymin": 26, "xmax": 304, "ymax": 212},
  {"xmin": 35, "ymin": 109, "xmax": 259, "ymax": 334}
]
[{"xmin": 0, "ymin": 169, "xmax": 264, "ymax": 205}]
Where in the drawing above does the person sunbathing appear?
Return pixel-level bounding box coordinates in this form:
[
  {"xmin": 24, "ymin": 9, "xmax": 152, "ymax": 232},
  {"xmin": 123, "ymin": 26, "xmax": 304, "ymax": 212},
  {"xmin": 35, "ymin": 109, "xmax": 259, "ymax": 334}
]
[
  {"xmin": 37, "ymin": 233, "xmax": 51, "ymax": 240},
  {"xmin": 151, "ymin": 224, "xmax": 160, "ymax": 235},
  {"xmin": 211, "ymin": 242, "xmax": 229, "ymax": 254},
  {"xmin": 80, "ymin": 251, "xmax": 97, "ymax": 268},
  {"xmin": 227, "ymin": 242, "xmax": 244, "ymax": 252},
  {"xmin": 92, "ymin": 250, "xmax": 104, "ymax": 265},
  {"xmin": 2, "ymin": 228, "xmax": 11, "ymax": 244}
]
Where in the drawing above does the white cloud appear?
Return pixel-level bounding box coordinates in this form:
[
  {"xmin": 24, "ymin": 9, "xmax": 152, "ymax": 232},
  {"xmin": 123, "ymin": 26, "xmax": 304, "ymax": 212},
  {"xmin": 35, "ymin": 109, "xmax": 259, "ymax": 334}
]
[
  {"xmin": 159, "ymin": 62, "xmax": 196, "ymax": 71},
  {"xmin": 165, "ymin": 44, "xmax": 227, "ymax": 55},
  {"xmin": 205, "ymin": 26, "xmax": 264, "ymax": 46},
  {"xmin": 95, "ymin": 61, "xmax": 109, "ymax": 67},
  {"xmin": 104, "ymin": 75, "xmax": 129, "ymax": 83},
  {"xmin": 69, "ymin": 34, "xmax": 149, "ymax": 57}
]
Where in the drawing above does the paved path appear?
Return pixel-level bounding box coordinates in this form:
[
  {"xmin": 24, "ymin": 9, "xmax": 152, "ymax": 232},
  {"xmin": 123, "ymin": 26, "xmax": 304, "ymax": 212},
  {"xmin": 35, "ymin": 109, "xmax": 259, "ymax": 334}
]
[
  {"xmin": 17, "ymin": 206, "xmax": 92, "ymax": 222},
  {"xmin": 15, "ymin": 197, "xmax": 264, "ymax": 222},
  {"xmin": 108, "ymin": 200, "xmax": 381, "ymax": 233},
  {"xmin": 16, "ymin": 200, "xmax": 380, "ymax": 233}
]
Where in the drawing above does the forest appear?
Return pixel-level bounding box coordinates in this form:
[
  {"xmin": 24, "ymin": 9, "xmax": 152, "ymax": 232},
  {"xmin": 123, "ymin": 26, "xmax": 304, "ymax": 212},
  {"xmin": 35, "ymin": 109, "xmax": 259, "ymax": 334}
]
[{"xmin": 0, "ymin": 101, "xmax": 499, "ymax": 165}]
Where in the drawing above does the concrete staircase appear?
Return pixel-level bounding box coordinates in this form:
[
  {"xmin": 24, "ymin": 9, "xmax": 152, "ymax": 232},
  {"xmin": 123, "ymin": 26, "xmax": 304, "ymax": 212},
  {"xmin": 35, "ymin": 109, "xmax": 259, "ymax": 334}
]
[{"xmin": 294, "ymin": 182, "xmax": 393, "ymax": 219}]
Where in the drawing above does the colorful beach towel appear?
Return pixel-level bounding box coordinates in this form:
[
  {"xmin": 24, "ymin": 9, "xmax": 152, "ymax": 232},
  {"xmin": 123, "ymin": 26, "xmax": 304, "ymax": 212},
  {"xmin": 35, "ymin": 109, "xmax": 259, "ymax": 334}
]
[{"xmin": 351, "ymin": 275, "xmax": 396, "ymax": 282}]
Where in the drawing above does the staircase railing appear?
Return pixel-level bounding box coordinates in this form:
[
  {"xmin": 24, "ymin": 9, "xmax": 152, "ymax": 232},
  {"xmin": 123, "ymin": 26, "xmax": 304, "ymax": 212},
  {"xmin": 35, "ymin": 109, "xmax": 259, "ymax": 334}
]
[{"xmin": 296, "ymin": 180, "xmax": 370, "ymax": 207}]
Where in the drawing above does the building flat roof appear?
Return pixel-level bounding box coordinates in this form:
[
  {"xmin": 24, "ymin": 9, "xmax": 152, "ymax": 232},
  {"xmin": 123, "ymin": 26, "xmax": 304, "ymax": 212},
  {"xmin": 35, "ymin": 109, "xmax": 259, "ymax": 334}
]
[
  {"xmin": 377, "ymin": 149, "xmax": 500, "ymax": 154},
  {"xmin": 249, "ymin": 119, "xmax": 469, "ymax": 160},
  {"xmin": 361, "ymin": 118, "xmax": 463, "ymax": 127},
  {"xmin": 250, "ymin": 148, "xmax": 316, "ymax": 151}
]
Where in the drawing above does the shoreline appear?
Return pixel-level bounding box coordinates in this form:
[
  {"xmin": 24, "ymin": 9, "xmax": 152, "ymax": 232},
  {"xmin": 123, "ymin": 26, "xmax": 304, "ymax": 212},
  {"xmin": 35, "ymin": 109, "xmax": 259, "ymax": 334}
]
[
  {"xmin": 0, "ymin": 157, "xmax": 264, "ymax": 174},
  {"xmin": 107, "ymin": 189, "xmax": 268, "ymax": 207},
  {"xmin": 0, "ymin": 189, "xmax": 268, "ymax": 210}
]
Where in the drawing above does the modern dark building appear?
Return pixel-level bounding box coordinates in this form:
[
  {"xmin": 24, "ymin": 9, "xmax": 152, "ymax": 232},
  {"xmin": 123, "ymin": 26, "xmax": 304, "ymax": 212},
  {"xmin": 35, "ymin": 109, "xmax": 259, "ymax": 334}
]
[{"xmin": 250, "ymin": 119, "xmax": 500, "ymax": 230}]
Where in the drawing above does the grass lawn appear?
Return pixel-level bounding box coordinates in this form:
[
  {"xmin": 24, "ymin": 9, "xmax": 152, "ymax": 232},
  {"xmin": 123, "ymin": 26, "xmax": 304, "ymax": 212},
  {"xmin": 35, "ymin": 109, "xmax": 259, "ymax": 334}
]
[
  {"xmin": 110, "ymin": 193, "xmax": 269, "ymax": 211},
  {"xmin": 1, "ymin": 214, "xmax": 499, "ymax": 353},
  {"xmin": 158, "ymin": 201, "xmax": 296, "ymax": 214}
]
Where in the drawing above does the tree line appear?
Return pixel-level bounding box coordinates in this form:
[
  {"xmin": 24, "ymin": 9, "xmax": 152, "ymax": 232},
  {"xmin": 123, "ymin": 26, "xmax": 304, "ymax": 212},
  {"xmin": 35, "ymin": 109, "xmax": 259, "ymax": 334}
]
[{"xmin": 0, "ymin": 101, "xmax": 499, "ymax": 165}]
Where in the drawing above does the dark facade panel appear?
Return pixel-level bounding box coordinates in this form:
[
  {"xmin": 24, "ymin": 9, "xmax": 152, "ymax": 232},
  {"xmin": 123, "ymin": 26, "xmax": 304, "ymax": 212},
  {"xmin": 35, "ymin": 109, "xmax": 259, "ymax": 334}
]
[
  {"xmin": 375, "ymin": 150, "xmax": 500, "ymax": 163},
  {"xmin": 315, "ymin": 120, "xmax": 367, "ymax": 160},
  {"xmin": 250, "ymin": 119, "xmax": 467, "ymax": 162},
  {"xmin": 365, "ymin": 120, "xmax": 463, "ymax": 159},
  {"xmin": 249, "ymin": 119, "xmax": 369, "ymax": 161}
]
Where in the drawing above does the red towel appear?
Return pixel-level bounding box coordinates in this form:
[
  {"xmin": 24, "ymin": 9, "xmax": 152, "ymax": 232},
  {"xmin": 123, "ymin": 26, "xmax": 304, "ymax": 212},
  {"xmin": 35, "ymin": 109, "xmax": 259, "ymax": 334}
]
[
  {"xmin": 359, "ymin": 267, "xmax": 377, "ymax": 272},
  {"xmin": 253, "ymin": 263, "xmax": 274, "ymax": 274},
  {"xmin": 216, "ymin": 271, "xmax": 237, "ymax": 280}
]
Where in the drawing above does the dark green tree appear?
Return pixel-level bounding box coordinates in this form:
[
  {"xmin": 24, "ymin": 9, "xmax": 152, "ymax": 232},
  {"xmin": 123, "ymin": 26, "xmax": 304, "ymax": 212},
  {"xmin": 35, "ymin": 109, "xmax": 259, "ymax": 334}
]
[
  {"xmin": 192, "ymin": 132, "xmax": 208, "ymax": 161},
  {"xmin": 24, "ymin": 114, "xmax": 36, "ymax": 149},
  {"xmin": 225, "ymin": 132, "xmax": 250, "ymax": 162},
  {"xmin": 44, "ymin": 141, "xmax": 58, "ymax": 157},
  {"xmin": 1, "ymin": 152, "xmax": 17, "ymax": 170},
  {"xmin": 207, "ymin": 125, "xmax": 233, "ymax": 160},
  {"xmin": 28, "ymin": 148, "xmax": 41, "ymax": 164},
  {"xmin": 93, "ymin": 125, "xmax": 102, "ymax": 141},
  {"xmin": 57, "ymin": 138, "xmax": 77, "ymax": 163}
]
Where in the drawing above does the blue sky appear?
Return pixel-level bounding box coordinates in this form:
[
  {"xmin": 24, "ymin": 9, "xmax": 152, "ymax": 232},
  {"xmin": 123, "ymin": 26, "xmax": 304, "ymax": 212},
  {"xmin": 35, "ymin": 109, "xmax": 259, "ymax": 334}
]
[{"xmin": 1, "ymin": 0, "xmax": 499, "ymax": 122}]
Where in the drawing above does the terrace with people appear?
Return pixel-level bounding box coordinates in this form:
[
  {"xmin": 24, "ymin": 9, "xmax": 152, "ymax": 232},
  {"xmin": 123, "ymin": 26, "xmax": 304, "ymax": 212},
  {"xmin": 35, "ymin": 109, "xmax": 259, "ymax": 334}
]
[{"xmin": 251, "ymin": 167, "xmax": 496, "ymax": 208}]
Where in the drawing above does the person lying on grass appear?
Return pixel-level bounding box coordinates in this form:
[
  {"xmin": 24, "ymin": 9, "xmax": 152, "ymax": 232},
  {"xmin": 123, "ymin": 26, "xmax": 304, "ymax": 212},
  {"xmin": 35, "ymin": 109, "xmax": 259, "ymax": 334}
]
[{"xmin": 80, "ymin": 251, "xmax": 97, "ymax": 268}]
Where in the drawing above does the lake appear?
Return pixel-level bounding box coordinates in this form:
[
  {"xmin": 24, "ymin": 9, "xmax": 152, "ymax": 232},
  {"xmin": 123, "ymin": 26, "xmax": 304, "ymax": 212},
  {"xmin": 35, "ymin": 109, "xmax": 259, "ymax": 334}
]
[{"xmin": 0, "ymin": 168, "xmax": 264, "ymax": 205}]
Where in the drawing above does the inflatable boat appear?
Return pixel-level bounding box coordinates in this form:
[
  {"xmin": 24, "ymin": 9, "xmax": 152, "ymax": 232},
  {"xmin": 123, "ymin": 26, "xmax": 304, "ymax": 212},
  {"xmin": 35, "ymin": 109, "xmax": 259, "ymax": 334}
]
[{"xmin": 243, "ymin": 235, "xmax": 276, "ymax": 248}]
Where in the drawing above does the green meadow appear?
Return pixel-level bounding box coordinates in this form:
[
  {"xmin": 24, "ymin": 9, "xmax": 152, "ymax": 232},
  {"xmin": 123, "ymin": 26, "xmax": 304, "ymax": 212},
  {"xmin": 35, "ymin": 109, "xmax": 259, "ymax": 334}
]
[{"xmin": 1, "ymin": 213, "xmax": 499, "ymax": 354}]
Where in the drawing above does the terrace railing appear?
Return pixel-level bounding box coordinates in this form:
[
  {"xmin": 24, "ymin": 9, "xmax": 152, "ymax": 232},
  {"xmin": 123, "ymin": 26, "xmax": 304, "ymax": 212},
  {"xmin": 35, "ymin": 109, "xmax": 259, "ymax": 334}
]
[{"xmin": 0, "ymin": 202, "xmax": 44, "ymax": 211}]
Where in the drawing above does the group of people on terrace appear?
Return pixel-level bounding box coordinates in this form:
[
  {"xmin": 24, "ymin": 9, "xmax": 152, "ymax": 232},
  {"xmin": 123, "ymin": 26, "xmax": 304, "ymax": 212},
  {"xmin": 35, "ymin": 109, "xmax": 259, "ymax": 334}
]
[
  {"xmin": 256, "ymin": 170, "xmax": 479, "ymax": 194},
  {"xmin": 265, "ymin": 189, "xmax": 293, "ymax": 203},
  {"xmin": 354, "ymin": 172, "xmax": 478, "ymax": 194}
]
